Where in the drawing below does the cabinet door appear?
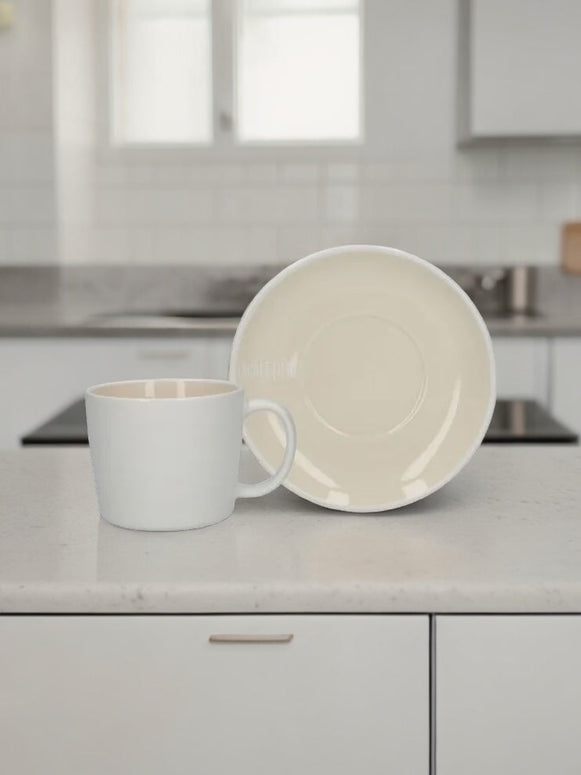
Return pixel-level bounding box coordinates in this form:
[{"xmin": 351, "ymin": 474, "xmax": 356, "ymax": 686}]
[
  {"xmin": 552, "ymin": 338, "xmax": 581, "ymax": 434},
  {"xmin": 0, "ymin": 615, "xmax": 428, "ymax": 775},
  {"xmin": 466, "ymin": 0, "xmax": 581, "ymax": 137},
  {"xmin": 437, "ymin": 616, "xmax": 581, "ymax": 775},
  {"xmin": 0, "ymin": 336, "xmax": 232, "ymax": 448},
  {"xmin": 491, "ymin": 337, "xmax": 549, "ymax": 401}
]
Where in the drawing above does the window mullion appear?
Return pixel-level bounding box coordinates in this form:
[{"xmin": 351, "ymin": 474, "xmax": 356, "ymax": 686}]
[{"xmin": 212, "ymin": 0, "xmax": 235, "ymax": 148}]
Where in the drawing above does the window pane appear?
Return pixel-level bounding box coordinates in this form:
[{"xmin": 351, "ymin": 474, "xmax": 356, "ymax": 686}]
[
  {"xmin": 237, "ymin": 0, "xmax": 361, "ymax": 142},
  {"xmin": 246, "ymin": 0, "xmax": 358, "ymax": 12},
  {"xmin": 112, "ymin": 0, "xmax": 211, "ymax": 144}
]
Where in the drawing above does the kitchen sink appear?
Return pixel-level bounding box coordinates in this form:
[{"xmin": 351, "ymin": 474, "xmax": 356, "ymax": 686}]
[
  {"xmin": 82, "ymin": 266, "xmax": 540, "ymax": 327},
  {"xmin": 442, "ymin": 265, "xmax": 540, "ymax": 318},
  {"xmin": 83, "ymin": 311, "xmax": 241, "ymax": 328}
]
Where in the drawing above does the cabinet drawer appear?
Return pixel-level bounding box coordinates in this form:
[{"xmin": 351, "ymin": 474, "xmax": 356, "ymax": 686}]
[
  {"xmin": 552, "ymin": 338, "xmax": 581, "ymax": 433},
  {"xmin": 491, "ymin": 337, "xmax": 549, "ymax": 401},
  {"xmin": 437, "ymin": 616, "xmax": 581, "ymax": 775},
  {"xmin": 0, "ymin": 615, "xmax": 428, "ymax": 775}
]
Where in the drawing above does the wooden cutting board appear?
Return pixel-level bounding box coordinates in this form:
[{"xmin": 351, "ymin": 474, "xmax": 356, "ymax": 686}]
[{"xmin": 561, "ymin": 222, "xmax": 581, "ymax": 273}]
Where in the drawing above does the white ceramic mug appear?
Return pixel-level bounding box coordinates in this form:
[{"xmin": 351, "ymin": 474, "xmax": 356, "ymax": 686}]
[{"xmin": 85, "ymin": 378, "xmax": 296, "ymax": 531}]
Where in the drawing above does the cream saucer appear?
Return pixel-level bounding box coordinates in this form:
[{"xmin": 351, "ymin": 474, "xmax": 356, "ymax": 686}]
[{"xmin": 230, "ymin": 245, "xmax": 495, "ymax": 512}]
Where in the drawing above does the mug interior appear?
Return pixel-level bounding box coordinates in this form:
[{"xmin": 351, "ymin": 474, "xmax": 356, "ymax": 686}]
[{"xmin": 88, "ymin": 379, "xmax": 238, "ymax": 400}]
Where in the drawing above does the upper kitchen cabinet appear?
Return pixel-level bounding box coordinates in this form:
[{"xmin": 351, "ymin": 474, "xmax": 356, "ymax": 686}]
[{"xmin": 459, "ymin": 0, "xmax": 581, "ymax": 141}]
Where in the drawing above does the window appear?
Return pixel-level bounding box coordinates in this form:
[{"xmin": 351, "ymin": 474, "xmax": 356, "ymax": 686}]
[
  {"xmin": 111, "ymin": 0, "xmax": 212, "ymax": 144},
  {"xmin": 110, "ymin": 0, "xmax": 362, "ymax": 146},
  {"xmin": 237, "ymin": 0, "xmax": 361, "ymax": 142}
]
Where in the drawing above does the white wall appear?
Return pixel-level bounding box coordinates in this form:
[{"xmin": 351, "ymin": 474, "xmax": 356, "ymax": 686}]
[
  {"xmin": 0, "ymin": 0, "xmax": 57, "ymax": 264},
  {"xmin": 53, "ymin": 0, "xmax": 96, "ymax": 263},
  {"xmin": 2, "ymin": 0, "xmax": 581, "ymax": 268}
]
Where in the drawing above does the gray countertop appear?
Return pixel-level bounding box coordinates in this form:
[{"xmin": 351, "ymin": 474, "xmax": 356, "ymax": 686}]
[
  {"xmin": 0, "ymin": 304, "xmax": 240, "ymax": 337},
  {"xmin": 1, "ymin": 301, "xmax": 581, "ymax": 338},
  {"xmin": 486, "ymin": 313, "xmax": 581, "ymax": 337},
  {"xmin": 1, "ymin": 264, "xmax": 581, "ymax": 337},
  {"xmin": 0, "ymin": 265, "xmax": 254, "ymax": 338},
  {"xmin": 1, "ymin": 446, "xmax": 581, "ymax": 614}
]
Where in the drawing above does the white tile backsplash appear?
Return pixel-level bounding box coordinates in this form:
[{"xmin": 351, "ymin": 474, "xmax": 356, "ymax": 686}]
[
  {"xmin": 0, "ymin": 188, "xmax": 55, "ymax": 225},
  {"xmin": 210, "ymin": 227, "xmax": 249, "ymax": 264},
  {"xmin": 94, "ymin": 189, "xmax": 137, "ymax": 226},
  {"xmin": 242, "ymin": 226, "xmax": 279, "ymax": 265},
  {"xmin": 0, "ymin": 228, "xmax": 12, "ymax": 263},
  {"xmin": 323, "ymin": 186, "xmax": 360, "ymax": 222},
  {"xmin": 451, "ymin": 183, "xmax": 538, "ymax": 222},
  {"xmin": 127, "ymin": 228, "xmax": 154, "ymax": 264},
  {"xmin": 11, "ymin": 228, "xmax": 57, "ymax": 264},
  {"xmin": 150, "ymin": 228, "xmax": 213, "ymax": 264},
  {"xmin": 502, "ymin": 147, "xmax": 581, "ymax": 182},
  {"xmin": 189, "ymin": 164, "xmax": 245, "ymax": 187},
  {"xmin": 500, "ymin": 224, "xmax": 561, "ymax": 266},
  {"xmin": 242, "ymin": 164, "xmax": 278, "ymax": 184},
  {"xmin": 280, "ymin": 163, "xmax": 321, "ymax": 183},
  {"xmin": 0, "ymin": 133, "xmax": 54, "ymax": 183},
  {"xmin": 218, "ymin": 187, "xmax": 318, "ymax": 224},
  {"xmin": 396, "ymin": 224, "xmax": 464, "ymax": 264},
  {"xmin": 126, "ymin": 166, "xmax": 155, "ymax": 186},
  {"xmin": 154, "ymin": 166, "xmax": 195, "ymax": 188},
  {"xmin": 539, "ymin": 183, "xmax": 581, "ymax": 221},
  {"xmin": 140, "ymin": 189, "xmax": 216, "ymax": 225},
  {"xmin": 95, "ymin": 164, "xmax": 131, "ymax": 188},
  {"xmin": 145, "ymin": 225, "xmax": 279, "ymax": 265},
  {"xmin": 361, "ymin": 184, "xmax": 453, "ymax": 222},
  {"xmin": 215, "ymin": 225, "xmax": 277, "ymax": 265},
  {"xmin": 452, "ymin": 149, "xmax": 502, "ymax": 182},
  {"xmin": 93, "ymin": 227, "xmax": 131, "ymax": 263},
  {"xmin": 466, "ymin": 224, "xmax": 502, "ymax": 264},
  {"xmin": 325, "ymin": 163, "xmax": 361, "ymax": 183},
  {"xmin": 320, "ymin": 223, "xmax": 400, "ymax": 251},
  {"xmin": 277, "ymin": 226, "xmax": 321, "ymax": 264}
]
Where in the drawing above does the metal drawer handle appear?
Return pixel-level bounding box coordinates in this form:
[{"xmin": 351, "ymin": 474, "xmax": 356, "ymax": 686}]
[
  {"xmin": 138, "ymin": 350, "xmax": 189, "ymax": 360},
  {"xmin": 209, "ymin": 634, "xmax": 294, "ymax": 644}
]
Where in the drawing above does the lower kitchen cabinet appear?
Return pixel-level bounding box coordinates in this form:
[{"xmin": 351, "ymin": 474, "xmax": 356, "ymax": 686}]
[
  {"xmin": 0, "ymin": 336, "xmax": 233, "ymax": 449},
  {"xmin": 436, "ymin": 616, "xmax": 581, "ymax": 775},
  {"xmin": 552, "ymin": 338, "xmax": 581, "ymax": 434},
  {"xmin": 491, "ymin": 336, "xmax": 550, "ymax": 402},
  {"xmin": 0, "ymin": 615, "xmax": 429, "ymax": 775}
]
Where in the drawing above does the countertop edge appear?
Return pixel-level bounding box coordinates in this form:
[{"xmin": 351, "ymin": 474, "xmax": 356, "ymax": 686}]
[
  {"xmin": 2, "ymin": 581, "xmax": 581, "ymax": 615},
  {"xmin": 3, "ymin": 321, "xmax": 581, "ymax": 338},
  {"xmin": 0, "ymin": 321, "xmax": 240, "ymax": 338}
]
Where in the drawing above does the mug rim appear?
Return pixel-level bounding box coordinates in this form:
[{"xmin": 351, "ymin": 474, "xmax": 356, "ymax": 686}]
[{"xmin": 86, "ymin": 378, "xmax": 243, "ymax": 402}]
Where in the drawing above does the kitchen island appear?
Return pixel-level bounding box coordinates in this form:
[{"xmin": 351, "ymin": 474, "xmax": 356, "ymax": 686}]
[
  {"xmin": 2, "ymin": 445, "xmax": 581, "ymax": 775},
  {"xmin": 1, "ymin": 445, "xmax": 580, "ymax": 614}
]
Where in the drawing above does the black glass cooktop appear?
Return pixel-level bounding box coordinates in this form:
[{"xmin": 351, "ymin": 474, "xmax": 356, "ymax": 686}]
[
  {"xmin": 485, "ymin": 399, "xmax": 578, "ymax": 443},
  {"xmin": 20, "ymin": 398, "xmax": 578, "ymax": 446}
]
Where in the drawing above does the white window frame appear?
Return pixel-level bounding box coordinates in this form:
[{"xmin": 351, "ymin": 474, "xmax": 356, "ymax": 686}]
[{"xmin": 97, "ymin": 0, "xmax": 366, "ymax": 163}]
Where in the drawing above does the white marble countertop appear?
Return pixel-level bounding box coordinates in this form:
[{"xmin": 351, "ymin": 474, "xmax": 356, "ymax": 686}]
[{"xmin": 1, "ymin": 447, "xmax": 580, "ymax": 614}]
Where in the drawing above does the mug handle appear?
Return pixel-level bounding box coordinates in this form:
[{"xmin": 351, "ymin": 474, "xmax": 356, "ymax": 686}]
[{"xmin": 237, "ymin": 399, "xmax": 296, "ymax": 499}]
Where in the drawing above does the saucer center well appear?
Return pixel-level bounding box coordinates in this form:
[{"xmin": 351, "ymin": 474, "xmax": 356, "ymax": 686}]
[{"xmin": 301, "ymin": 313, "xmax": 427, "ymax": 438}]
